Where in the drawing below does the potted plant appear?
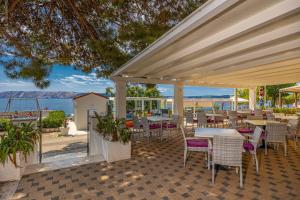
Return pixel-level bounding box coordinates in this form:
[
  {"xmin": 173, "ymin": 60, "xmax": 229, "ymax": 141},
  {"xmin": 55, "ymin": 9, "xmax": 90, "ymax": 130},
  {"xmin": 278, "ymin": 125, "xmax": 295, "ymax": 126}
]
[
  {"xmin": 89, "ymin": 112, "xmax": 131, "ymax": 162},
  {"xmin": 0, "ymin": 122, "xmax": 39, "ymax": 181},
  {"xmin": 60, "ymin": 118, "xmax": 69, "ymax": 135}
]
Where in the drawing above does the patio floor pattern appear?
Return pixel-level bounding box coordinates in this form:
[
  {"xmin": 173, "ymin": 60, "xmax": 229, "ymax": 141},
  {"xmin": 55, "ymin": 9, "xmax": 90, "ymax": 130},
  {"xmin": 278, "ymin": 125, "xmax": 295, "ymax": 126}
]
[{"xmin": 11, "ymin": 132, "xmax": 300, "ymax": 200}]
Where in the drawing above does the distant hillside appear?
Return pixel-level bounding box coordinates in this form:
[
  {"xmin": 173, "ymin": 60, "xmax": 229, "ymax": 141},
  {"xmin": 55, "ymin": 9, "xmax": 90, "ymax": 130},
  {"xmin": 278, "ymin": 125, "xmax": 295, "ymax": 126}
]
[
  {"xmin": 0, "ymin": 91, "xmax": 231, "ymax": 99},
  {"xmin": 0, "ymin": 91, "xmax": 78, "ymax": 99}
]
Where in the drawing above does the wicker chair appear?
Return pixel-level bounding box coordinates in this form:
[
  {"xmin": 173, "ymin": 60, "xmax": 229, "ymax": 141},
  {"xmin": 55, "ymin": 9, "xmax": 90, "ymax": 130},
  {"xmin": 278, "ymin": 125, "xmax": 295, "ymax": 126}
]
[
  {"xmin": 163, "ymin": 115, "xmax": 179, "ymax": 138},
  {"xmin": 196, "ymin": 112, "xmax": 208, "ymax": 128},
  {"xmin": 211, "ymin": 135, "xmax": 244, "ymax": 188},
  {"xmin": 180, "ymin": 126, "xmax": 209, "ymax": 167},
  {"xmin": 140, "ymin": 117, "xmax": 161, "ymax": 142},
  {"xmin": 185, "ymin": 111, "xmax": 195, "ymax": 129},
  {"xmin": 265, "ymin": 122, "xmax": 288, "ymax": 156},
  {"xmin": 243, "ymin": 127, "xmax": 263, "ymax": 174},
  {"xmin": 228, "ymin": 111, "xmax": 240, "ymax": 129},
  {"xmin": 254, "ymin": 109, "xmax": 263, "ymax": 117},
  {"xmin": 132, "ymin": 116, "xmax": 142, "ymax": 139},
  {"xmin": 266, "ymin": 112, "xmax": 275, "ymax": 121},
  {"xmin": 287, "ymin": 118, "xmax": 300, "ymax": 149}
]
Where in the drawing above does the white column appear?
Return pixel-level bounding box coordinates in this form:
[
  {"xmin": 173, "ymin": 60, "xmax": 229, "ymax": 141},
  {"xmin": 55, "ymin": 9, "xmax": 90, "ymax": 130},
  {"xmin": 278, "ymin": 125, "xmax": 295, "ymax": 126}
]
[
  {"xmin": 174, "ymin": 82, "xmax": 184, "ymax": 126},
  {"xmin": 115, "ymin": 80, "xmax": 126, "ymax": 119},
  {"xmin": 134, "ymin": 100, "xmax": 137, "ymax": 112},
  {"xmin": 249, "ymin": 87, "xmax": 256, "ymax": 111},
  {"xmin": 234, "ymin": 88, "xmax": 238, "ymax": 111},
  {"xmin": 264, "ymin": 85, "xmax": 267, "ymax": 107},
  {"xmin": 141, "ymin": 100, "xmax": 145, "ymax": 111}
]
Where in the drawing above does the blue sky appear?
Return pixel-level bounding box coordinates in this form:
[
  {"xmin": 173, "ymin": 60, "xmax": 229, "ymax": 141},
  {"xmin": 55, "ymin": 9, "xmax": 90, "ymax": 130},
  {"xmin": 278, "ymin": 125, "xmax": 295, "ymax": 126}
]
[{"xmin": 0, "ymin": 64, "xmax": 234, "ymax": 96}]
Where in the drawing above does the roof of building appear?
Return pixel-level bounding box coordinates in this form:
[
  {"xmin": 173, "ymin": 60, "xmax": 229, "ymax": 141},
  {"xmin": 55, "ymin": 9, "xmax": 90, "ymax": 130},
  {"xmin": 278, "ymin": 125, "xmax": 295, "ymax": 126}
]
[{"xmin": 73, "ymin": 92, "xmax": 108, "ymax": 100}]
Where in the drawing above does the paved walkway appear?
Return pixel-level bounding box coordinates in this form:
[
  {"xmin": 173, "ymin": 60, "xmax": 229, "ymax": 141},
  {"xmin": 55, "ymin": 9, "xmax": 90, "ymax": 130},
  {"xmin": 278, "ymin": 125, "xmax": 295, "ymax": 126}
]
[{"xmin": 10, "ymin": 133, "xmax": 300, "ymax": 200}]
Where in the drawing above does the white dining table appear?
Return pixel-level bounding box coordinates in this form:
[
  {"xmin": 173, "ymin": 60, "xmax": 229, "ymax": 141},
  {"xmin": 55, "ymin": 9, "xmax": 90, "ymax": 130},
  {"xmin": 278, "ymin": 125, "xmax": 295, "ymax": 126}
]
[
  {"xmin": 147, "ymin": 116, "xmax": 172, "ymax": 122},
  {"xmin": 245, "ymin": 119, "xmax": 281, "ymax": 126},
  {"xmin": 147, "ymin": 116, "xmax": 173, "ymax": 133},
  {"xmin": 195, "ymin": 128, "xmax": 244, "ymax": 139},
  {"xmin": 205, "ymin": 113, "xmax": 224, "ymax": 117}
]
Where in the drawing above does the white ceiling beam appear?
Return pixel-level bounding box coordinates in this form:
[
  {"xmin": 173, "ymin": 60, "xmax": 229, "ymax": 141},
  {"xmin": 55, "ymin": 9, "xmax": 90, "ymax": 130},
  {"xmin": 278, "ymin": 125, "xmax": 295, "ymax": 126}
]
[
  {"xmin": 174, "ymin": 38, "xmax": 300, "ymax": 77},
  {"xmin": 195, "ymin": 58, "xmax": 300, "ymax": 79},
  {"xmin": 155, "ymin": 20, "xmax": 300, "ymax": 77},
  {"xmin": 134, "ymin": 0, "xmax": 300, "ymax": 77},
  {"xmin": 197, "ymin": 64, "xmax": 300, "ymax": 82},
  {"xmin": 177, "ymin": 49, "xmax": 300, "ymax": 79},
  {"xmin": 111, "ymin": 76, "xmax": 176, "ymax": 85}
]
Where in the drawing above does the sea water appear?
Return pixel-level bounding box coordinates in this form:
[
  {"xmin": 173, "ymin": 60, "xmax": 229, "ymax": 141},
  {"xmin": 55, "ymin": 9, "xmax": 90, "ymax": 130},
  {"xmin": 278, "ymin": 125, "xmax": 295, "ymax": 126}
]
[{"xmin": 0, "ymin": 98, "xmax": 74, "ymax": 115}]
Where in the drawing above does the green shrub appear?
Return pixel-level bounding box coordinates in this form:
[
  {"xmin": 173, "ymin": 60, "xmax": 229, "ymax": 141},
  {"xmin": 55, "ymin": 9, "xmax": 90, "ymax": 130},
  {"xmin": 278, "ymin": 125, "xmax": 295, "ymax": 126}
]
[
  {"xmin": 42, "ymin": 111, "xmax": 66, "ymax": 128},
  {"xmin": 273, "ymin": 108, "xmax": 299, "ymax": 115},
  {"xmin": 0, "ymin": 118, "xmax": 11, "ymax": 131}
]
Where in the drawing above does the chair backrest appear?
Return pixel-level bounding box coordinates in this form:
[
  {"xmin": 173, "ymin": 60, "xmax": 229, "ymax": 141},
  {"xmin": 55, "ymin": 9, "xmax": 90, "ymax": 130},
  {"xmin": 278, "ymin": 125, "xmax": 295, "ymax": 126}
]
[
  {"xmin": 288, "ymin": 118, "xmax": 300, "ymax": 135},
  {"xmin": 265, "ymin": 122, "xmax": 288, "ymax": 142},
  {"xmin": 197, "ymin": 112, "xmax": 207, "ymax": 127},
  {"xmin": 266, "ymin": 112, "xmax": 275, "ymax": 120},
  {"xmin": 216, "ymin": 110, "xmax": 227, "ymax": 117},
  {"xmin": 247, "ymin": 115, "xmax": 263, "ymax": 120},
  {"xmin": 171, "ymin": 115, "xmax": 179, "ymax": 127},
  {"xmin": 186, "ymin": 112, "xmax": 194, "ymax": 123},
  {"xmin": 212, "ymin": 135, "xmax": 243, "ymax": 166},
  {"xmin": 228, "ymin": 111, "xmax": 237, "ymax": 119},
  {"xmin": 132, "ymin": 116, "xmax": 141, "ymax": 129},
  {"xmin": 251, "ymin": 127, "xmax": 263, "ymax": 149},
  {"xmin": 254, "ymin": 109, "xmax": 263, "ymax": 116},
  {"xmin": 140, "ymin": 117, "xmax": 150, "ymax": 133}
]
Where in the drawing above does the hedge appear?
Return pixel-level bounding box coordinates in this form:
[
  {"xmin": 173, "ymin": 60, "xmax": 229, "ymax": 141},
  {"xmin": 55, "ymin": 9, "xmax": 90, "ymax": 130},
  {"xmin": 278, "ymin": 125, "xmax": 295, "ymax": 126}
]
[
  {"xmin": 273, "ymin": 108, "xmax": 300, "ymax": 115},
  {"xmin": 42, "ymin": 111, "xmax": 66, "ymax": 128}
]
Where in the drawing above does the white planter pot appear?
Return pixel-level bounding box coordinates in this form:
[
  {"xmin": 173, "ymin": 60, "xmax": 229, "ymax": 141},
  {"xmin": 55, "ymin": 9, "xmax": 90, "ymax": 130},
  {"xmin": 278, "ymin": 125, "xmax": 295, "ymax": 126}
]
[
  {"xmin": 89, "ymin": 129, "xmax": 131, "ymax": 162},
  {"xmin": 0, "ymin": 144, "xmax": 39, "ymax": 181}
]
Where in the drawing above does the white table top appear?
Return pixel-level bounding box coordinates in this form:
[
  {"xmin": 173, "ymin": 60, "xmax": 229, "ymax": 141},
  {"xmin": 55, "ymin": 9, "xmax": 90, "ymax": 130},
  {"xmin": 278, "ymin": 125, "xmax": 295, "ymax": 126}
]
[
  {"xmin": 195, "ymin": 128, "xmax": 244, "ymax": 139},
  {"xmin": 237, "ymin": 110, "xmax": 251, "ymax": 114},
  {"xmin": 205, "ymin": 113, "xmax": 224, "ymax": 117},
  {"xmin": 147, "ymin": 116, "xmax": 172, "ymax": 122},
  {"xmin": 245, "ymin": 119, "xmax": 280, "ymax": 126}
]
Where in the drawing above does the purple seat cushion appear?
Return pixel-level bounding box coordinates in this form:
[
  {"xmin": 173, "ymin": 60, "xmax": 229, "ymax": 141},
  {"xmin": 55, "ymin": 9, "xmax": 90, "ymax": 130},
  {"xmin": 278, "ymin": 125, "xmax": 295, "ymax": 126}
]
[
  {"xmin": 187, "ymin": 139, "xmax": 208, "ymax": 147},
  {"xmin": 207, "ymin": 119, "xmax": 214, "ymax": 123},
  {"xmin": 149, "ymin": 124, "xmax": 161, "ymax": 129},
  {"xmin": 243, "ymin": 142, "xmax": 254, "ymax": 151},
  {"xmin": 163, "ymin": 123, "xmax": 177, "ymax": 128},
  {"xmin": 193, "ymin": 119, "xmax": 198, "ymax": 123},
  {"xmin": 238, "ymin": 128, "xmax": 253, "ymax": 134}
]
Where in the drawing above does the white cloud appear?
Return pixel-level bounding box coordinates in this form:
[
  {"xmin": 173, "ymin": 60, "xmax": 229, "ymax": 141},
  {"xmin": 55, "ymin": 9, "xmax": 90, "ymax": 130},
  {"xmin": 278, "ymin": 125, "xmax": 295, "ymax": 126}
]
[
  {"xmin": 0, "ymin": 80, "xmax": 34, "ymax": 89},
  {"xmin": 57, "ymin": 74, "xmax": 113, "ymax": 89}
]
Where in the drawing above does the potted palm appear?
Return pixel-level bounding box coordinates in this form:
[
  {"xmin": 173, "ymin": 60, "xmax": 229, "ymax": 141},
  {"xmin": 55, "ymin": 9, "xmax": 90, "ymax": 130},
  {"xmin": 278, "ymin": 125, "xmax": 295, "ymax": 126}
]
[
  {"xmin": 0, "ymin": 122, "xmax": 39, "ymax": 181},
  {"xmin": 89, "ymin": 112, "xmax": 131, "ymax": 162}
]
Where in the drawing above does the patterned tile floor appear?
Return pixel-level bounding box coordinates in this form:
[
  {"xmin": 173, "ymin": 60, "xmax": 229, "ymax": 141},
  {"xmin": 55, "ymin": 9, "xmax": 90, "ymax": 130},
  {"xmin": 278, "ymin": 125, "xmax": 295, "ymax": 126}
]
[{"xmin": 11, "ymin": 133, "xmax": 300, "ymax": 200}]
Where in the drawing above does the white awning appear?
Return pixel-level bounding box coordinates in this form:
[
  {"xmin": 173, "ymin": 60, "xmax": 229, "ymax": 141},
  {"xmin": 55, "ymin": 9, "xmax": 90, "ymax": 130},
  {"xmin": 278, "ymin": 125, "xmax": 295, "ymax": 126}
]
[
  {"xmin": 112, "ymin": 0, "xmax": 300, "ymax": 88},
  {"xmin": 279, "ymin": 85, "xmax": 300, "ymax": 93}
]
